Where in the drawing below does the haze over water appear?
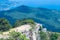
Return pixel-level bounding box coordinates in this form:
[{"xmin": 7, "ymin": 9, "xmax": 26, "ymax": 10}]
[{"xmin": 0, "ymin": 0, "xmax": 60, "ymax": 10}]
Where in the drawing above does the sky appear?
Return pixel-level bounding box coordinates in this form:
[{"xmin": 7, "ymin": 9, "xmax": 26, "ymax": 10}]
[
  {"xmin": 0, "ymin": 0, "xmax": 60, "ymax": 10},
  {"xmin": 22, "ymin": 0, "xmax": 60, "ymax": 10}
]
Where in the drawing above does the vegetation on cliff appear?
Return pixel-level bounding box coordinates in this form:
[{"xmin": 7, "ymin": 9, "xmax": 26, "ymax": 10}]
[
  {"xmin": 0, "ymin": 18, "xmax": 12, "ymax": 32},
  {"xmin": 39, "ymin": 27, "xmax": 60, "ymax": 40}
]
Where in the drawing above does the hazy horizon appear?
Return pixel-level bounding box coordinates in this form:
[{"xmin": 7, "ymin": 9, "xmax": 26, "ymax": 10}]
[{"xmin": 0, "ymin": 0, "xmax": 60, "ymax": 10}]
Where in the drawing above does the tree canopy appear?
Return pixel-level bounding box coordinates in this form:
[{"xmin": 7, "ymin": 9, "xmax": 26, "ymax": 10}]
[
  {"xmin": 0, "ymin": 18, "xmax": 12, "ymax": 31},
  {"xmin": 14, "ymin": 19, "xmax": 35, "ymax": 27}
]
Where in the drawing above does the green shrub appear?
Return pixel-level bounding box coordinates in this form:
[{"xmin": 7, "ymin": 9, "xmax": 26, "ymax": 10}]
[{"xmin": 0, "ymin": 18, "xmax": 12, "ymax": 32}]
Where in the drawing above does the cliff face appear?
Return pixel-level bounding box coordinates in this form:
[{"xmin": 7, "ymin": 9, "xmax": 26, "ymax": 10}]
[{"xmin": 39, "ymin": 27, "xmax": 60, "ymax": 40}]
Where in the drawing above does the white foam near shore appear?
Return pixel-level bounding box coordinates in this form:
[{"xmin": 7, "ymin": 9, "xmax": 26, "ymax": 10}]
[{"xmin": 42, "ymin": 28, "xmax": 47, "ymax": 32}]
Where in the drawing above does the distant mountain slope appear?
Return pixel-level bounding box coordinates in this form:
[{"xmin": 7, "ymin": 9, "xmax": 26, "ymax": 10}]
[{"xmin": 0, "ymin": 5, "xmax": 60, "ymax": 32}]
